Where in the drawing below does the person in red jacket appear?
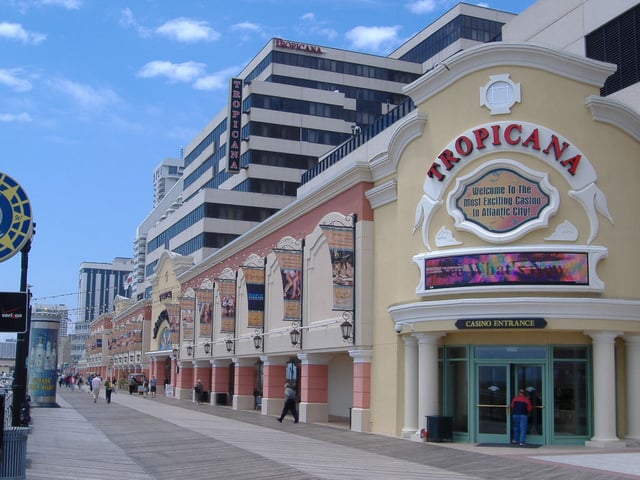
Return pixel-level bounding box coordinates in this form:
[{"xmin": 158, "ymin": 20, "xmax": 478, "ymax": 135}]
[{"xmin": 511, "ymin": 389, "xmax": 533, "ymax": 446}]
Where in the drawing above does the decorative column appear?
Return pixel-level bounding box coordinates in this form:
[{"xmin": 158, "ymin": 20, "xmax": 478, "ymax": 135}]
[
  {"xmin": 232, "ymin": 357, "xmax": 255, "ymax": 411},
  {"xmin": 261, "ymin": 356, "xmax": 288, "ymax": 416},
  {"xmin": 209, "ymin": 358, "xmax": 231, "ymax": 406},
  {"xmin": 624, "ymin": 335, "xmax": 640, "ymax": 441},
  {"xmin": 298, "ymin": 353, "xmax": 331, "ymax": 423},
  {"xmin": 349, "ymin": 349, "xmax": 372, "ymax": 432},
  {"xmin": 586, "ymin": 331, "xmax": 626, "ymax": 447},
  {"xmin": 175, "ymin": 360, "xmax": 194, "ymax": 401},
  {"xmin": 414, "ymin": 333, "xmax": 443, "ymax": 440},
  {"xmin": 402, "ymin": 335, "xmax": 419, "ymax": 438}
]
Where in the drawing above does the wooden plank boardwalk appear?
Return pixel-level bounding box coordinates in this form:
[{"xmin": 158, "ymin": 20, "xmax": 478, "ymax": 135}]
[{"xmin": 23, "ymin": 388, "xmax": 639, "ymax": 480}]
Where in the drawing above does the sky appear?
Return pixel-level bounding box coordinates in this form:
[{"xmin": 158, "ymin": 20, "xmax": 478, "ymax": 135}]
[{"xmin": 0, "ymin": 0, "xmax": 536, "ymax": 333}]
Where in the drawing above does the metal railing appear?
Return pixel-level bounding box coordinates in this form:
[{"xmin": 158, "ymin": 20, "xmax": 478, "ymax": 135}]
[{"xmin": 301, "ymin": 97, "xmax": 416, "ymax": 185}]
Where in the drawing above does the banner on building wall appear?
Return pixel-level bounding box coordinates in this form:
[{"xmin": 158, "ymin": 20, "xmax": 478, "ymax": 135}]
[
  {"xmin": 274, "ymin": 249, "xmax": 303, "ymax": 322},
  {"xmin": 164, "ymin": 304, "xmax": 181, "ymax": 346},
  {"xmin": 244, "ymin": 266, "xmax": 265, "ymax": 328},
  {"xmin": 217, "ymin": 278, "xmax": 237, "ymax": 333},
  {"xmin": 195, "ymin": 289, "xmax": 213, "ymax": 338},
  {"xmin": 320, "ymin": 224, "xmax": 355, "ymax": 311},
  {"xmin": 178, "ymin": 298, "xmax": 194, "ymax": 342}
]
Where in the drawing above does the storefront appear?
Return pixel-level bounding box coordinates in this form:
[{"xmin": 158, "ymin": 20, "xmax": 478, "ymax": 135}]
[{"xmin": 372, "ymin": 42, "xmax": 640, "ymax": 446}]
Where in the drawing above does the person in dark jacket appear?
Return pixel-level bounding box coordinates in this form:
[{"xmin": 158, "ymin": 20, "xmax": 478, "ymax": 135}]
[
  {"xmin": 511, "ymin": 389, "xmax": 533, "ymax": 446},
  {"xmin": 276, "ymin": 383, "xmax": 299, "ymax": 423}
]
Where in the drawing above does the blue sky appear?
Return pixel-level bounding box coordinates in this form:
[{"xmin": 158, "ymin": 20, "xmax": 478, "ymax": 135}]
[{"xmin": 0, "ymin": 0, "xmax": 535, "ymax": 330}]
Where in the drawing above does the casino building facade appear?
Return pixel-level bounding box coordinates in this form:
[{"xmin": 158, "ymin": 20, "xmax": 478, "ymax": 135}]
[{"xmin": 375, "ymin": 41, "xmax": 640, "ymax": 446}]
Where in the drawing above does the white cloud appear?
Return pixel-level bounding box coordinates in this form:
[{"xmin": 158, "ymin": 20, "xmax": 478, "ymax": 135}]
[
  {"xmin": 193, "ymin": 67, "xmax": 239, "ymax": 91},
  {"xmin": 156, "ymin": 18, "xmax": 220, "ymax": 43},
  {"xmin": 38, "ymin": 0, "xmax": 81, "ymax": 9},
  {"xmin": 232, "ymin": 22, "xmax": 261, "ymax": 32},
  {"xmin": 0, "ymin": 112, "xmax": 32, "ymax": 122},
  {"xmin": 298, "ymin": 12, "xmax": 337, "ymax": 41},
  {"xmin": 345, "ymin": 25, "xmax": 402, "ymax": 54},
  {"xmin": 0, "ymin": 68, "xmax": 32, "ymax": 92},
  {"xmin": 406, "ymin": 0, "xmax": 439, "ymax": 14},
  {"xmin": 119, "ymin": 8, "xmax": 152, "ymax": 38},
  {"xmin": 48, "ymin": 78, "xmax": 120, "ymax": 109},
  {"xmin": 137, "ymin": 61, "xmax": 207, "ymax": 83},
  {"xmin": 0, "ymin": 22, "xmax": 46, "ymax": 44}
]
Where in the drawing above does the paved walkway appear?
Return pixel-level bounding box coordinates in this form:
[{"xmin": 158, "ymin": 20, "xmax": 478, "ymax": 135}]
[{"xmin": 21, "ymin": 388, "xmax": 640, "ymax": 480}]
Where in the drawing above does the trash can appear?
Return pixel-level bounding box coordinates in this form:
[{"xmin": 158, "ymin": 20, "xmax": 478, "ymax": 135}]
[
  {"xmin": 1, "ymin": 426, "xmax": 30, "ymax": 480},
  {"xmin": 426, "ymin": 416, "xmax": 453, "ymax": 442}
]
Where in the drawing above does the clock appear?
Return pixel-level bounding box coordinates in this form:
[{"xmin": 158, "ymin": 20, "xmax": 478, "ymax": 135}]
[{"xmin": 0, "ymin": 173, "xmax": 34, "ymax": 263}]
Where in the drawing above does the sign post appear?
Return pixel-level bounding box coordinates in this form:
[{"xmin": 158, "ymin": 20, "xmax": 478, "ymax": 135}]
[{"xmin": 0, "ymin": 172, "xmax": 35, "ymax": 427}]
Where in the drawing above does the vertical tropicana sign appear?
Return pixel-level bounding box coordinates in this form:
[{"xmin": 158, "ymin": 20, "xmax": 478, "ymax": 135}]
[{"xmin": 227, "ymin": 78, "xmax": 243, "ymax": 174}]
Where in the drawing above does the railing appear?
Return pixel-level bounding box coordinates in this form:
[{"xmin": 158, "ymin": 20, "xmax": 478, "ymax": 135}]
[{"xmin": 301, "ymin": 97, "xmax": 415, "ymax": 185}]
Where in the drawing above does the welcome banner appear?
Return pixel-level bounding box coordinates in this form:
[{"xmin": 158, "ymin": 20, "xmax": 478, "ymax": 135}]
[
  {"xmin": 320, "ymin": 224, "xmax": 355, "ymax": 311},
  {"xmin": 244, "ymin": 266, "xmax": 265, "ymax": 328},
  {"xmin": 217, "ymin": 278, "xmax": 237, "ymax": 333},
  {"xmin": 195, "ymin": 289, "xmax": 213, "ymax": 338},
  {"xmin": 274, "ymin": 249, "xmax": 303, "ymax": 322}
]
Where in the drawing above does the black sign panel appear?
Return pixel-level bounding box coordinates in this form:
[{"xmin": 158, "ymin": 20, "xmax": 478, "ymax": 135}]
[
  {"xmin": 456, "ymin": 318, "xmax": 547, "ymax": 330},
  {"xmin": 0, "ymin": 291, "xmax": 28, "ymax": 333}
]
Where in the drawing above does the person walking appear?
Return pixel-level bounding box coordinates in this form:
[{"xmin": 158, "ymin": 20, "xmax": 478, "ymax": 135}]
[
  {"xmin": 194, "ymin": 379, "xmax": 204, "ymax": 405},
  {"xmin": 150, "ymin": 376, "xmax": 157, "ymax": 398},
  {"xmin": 511, "ymin": 388, "xmax": 533, "ymax": 446},
  {"xmin": 91, "ymin": 375, "xmax": 102, "ymax": 403},
  {"xmin": 276, "ymin": 382, "xmax": 299, "ymax": 423},
  {"xmin": 104, "ymin": 377, "xmax": 114, "ymax": 404}
]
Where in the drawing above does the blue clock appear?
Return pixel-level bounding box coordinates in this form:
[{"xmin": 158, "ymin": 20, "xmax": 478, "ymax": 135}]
[{"xmin": 0, "ymin": 173, "xmax": 34, "ymax": 263}]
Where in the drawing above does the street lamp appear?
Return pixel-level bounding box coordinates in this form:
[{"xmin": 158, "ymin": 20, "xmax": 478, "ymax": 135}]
[
  {"xmin": 252, "ymin": 330, "xmax": 263, "ymax": 351},
  {"xmin": 289, "ymin": 323, "xmax": 301, "ymax": 347},
  {"xmin": 203, "ymin": 342, "xmax": 211, "ymax": 355},
  {"xmin": 186, "ymin": 345, "xmax": 193, "ymax": 356},
  {"xmin": 225, "ymin": 338, "xmax": 234, "ymax": 353}
]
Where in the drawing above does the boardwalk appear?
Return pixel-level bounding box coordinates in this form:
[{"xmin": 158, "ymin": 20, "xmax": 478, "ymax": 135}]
[{"xmin": 24, "ymin": 388, "xmax": 640, "ymax": 480}]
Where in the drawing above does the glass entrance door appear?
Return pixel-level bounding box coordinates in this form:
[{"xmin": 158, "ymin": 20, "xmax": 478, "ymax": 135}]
[
  {"xmin": 477, "ymin": 365, "xmax": 509, "ymax": 441},
  {"xmin": 476, "ymin": 364, "xmax": 544, "ymax": 444}
]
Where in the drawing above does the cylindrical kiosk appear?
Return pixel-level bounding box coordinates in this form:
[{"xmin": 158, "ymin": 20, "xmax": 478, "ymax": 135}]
[{"xmin": 28, "ymin": 310, "xmax": 60, "ymax": 407}]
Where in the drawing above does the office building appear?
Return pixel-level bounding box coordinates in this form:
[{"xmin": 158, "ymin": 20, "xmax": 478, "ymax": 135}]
[
  {"xmin": 73, "ymin": 258, "xmax": 134, "ymax": 366},
  {"xmin": 133, "ymin": 3, "xmax": 519, "ymax": 300}
]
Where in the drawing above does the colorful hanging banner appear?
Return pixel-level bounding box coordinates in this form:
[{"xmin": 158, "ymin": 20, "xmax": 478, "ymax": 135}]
[
  {"xmin": 179, "ymin": 297, "xmax": 195, "ymax": 342},
  {"xmin": 274, "ymin": 249, "xmax": 303, "ymax": 322},
  {"xmin": 217, "ymin": 278, "xmax": 237, "ymax": 333},
  {"xmin": 166, "ymin": 303, "xmax": 181, "ymax": 345},
  {"xmin": 195, "ymin": 289, "xmax": 213, "ymax": 338},
  {"xmin": 244, "ymin": 266, "xmax": 265, "ymax": 328},
  {"xmin": 320, "ymin": 224, "xmax": 355, "ymax": 311}
]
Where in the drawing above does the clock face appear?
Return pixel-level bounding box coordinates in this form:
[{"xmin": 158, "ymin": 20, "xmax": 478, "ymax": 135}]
[{"xmin": 0, "ymin": 173, "xmax": 34, "ymax": 263}]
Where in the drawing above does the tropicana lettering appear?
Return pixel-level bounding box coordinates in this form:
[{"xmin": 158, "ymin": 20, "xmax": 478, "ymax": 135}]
[
  {"xmin": 427, "ymin": 123, "xmax": 582, "ymax": 182},
  {"xmin": 275, "ymin": 38, "xmax": 324, "ymax": 54}
]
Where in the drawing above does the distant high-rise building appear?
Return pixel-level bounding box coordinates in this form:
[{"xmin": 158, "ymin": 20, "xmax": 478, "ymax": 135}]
[
  {"xmin": 153, "ymin": 158, "xmax": 184, "ymax": 207},
  {"xmin": 73, "ymin": 258, "xmax": 133, "ymax": 366}
]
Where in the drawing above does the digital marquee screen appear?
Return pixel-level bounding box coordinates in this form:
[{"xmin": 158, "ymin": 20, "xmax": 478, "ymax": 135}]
[{"xmin": 425, "ymin": 251, "xmax": 589, "ymax": 289}]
